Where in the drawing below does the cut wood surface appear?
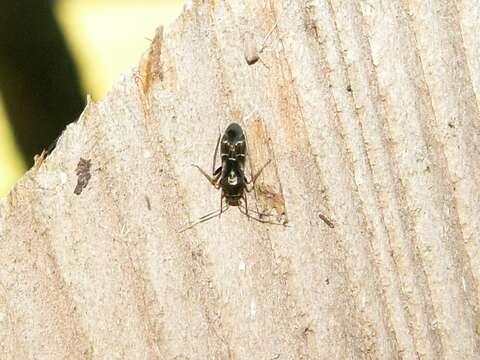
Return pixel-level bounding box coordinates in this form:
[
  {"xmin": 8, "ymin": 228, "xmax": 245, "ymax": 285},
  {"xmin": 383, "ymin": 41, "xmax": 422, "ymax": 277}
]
[{"xmin": 1, "ymin": 0, "xmax": 480, "ymax": 358}]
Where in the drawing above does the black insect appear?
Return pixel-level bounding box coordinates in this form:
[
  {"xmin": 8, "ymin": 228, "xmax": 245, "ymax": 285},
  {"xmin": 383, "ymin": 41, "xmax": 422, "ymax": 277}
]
[{"xmin": 179, "ymin": 122, "xmax": 281, "ymax": 232}]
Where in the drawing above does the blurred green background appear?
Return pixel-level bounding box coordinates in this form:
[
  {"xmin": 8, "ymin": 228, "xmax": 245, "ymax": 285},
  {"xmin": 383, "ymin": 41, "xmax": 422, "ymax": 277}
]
[{"xmin": 0, "ymin": 0, "xmax": 184, "ymax": 196}]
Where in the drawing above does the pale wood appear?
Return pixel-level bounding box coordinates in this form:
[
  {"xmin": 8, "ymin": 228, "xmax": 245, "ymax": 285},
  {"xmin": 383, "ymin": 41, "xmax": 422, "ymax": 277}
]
[{"xmin": 1, "ymin": 0, "xmax": 479, "ymax": 358}]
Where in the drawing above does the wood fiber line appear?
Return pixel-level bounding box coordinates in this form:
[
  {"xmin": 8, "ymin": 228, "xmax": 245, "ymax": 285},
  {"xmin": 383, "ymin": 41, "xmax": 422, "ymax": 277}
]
[
  {"xmin": 56, "ymin": 107, "xmax": 161, "ymax": 358},
  {"xmin": 274, "ymin": 1, "xmax": 396, "ymax": 357},
  {"xmin": 352, "ymin": 3, "xmax": 441, "ymax": 349},
  {"xmin": 0, "ymin": 195, "xmax": 26, "ymax": 359},
  {"xmin": 457, "ymin": 0, "xmax": 480, "ymax": 118},
  {"xmin": 453, "ymin": 1, "xmax": 478, "ymax": 110},
  {"xmin": 405, "ymin": 0, "xmax": 480, "ymax": 322},
  {"xmin": 361, "ymin": 0, "xmax": 478, "ymax": 356},
  {"xmin": 399, "ymin": 0, "xmax": 469, "ymax": 233},
  {"xmin": 334, "ymin": 0, "xmax": 441, "ymax": 356},
  {"xmin": 2, "ymin": 179, "xmax": 91, "ymax": 358},
  {"xmin": 373, "ymin": 49, "xmax": 450, "ymax": 359},
  {"xmin": 406, "ymin": 0, "xmax": 480, "ymax": 327},
  {"xmin": 83, "ymin": 99, "xmax": 160, "ymax": 355},
  {"xmin": 238, "ymin": 228, "xmax": 316, "ymax": 358},
  {"xmin": 270, "ymin": 84, "xmax": 344, "ymax": 358},
  {"xmin": 148, "ymin": 101, "xmax": 236, "ymax": 359},
  {"xmin": 373, "ymin": 78, "xmax": 446, "ymax": 358},
  {"xmin": 316, "ymin": 1, "xmax": 418, "ymax": 356},
  {"xmin": 243, "ymin": 94, "xmax": 319, "ymax": 357},
  {"xmin": 209, "ymin": 20, "xmax": 237, "ymax": 121},
  {"xmin": 45, "ymin": 203, "xmax": 91, "ymax": 356},
  {"xmin": 0, "ymin": 272, "xmax": 28, "ymax": 358},
  {"xmin": 93, "ymin": 139, "xmax": 163, "ymax": 357},
  {"xmin": 271, "ymin": 29, "xmax": 362, "ymax": 360}
]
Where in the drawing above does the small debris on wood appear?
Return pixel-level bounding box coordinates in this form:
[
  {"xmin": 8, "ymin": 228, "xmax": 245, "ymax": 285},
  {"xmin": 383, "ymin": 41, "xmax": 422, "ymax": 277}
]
[
  {"xmin": 244, "ymin": 32, "xmax": 261, "ymax": 66},
  {"xmin": 318, "ymin": 212, "xmax": 334, "ymax": 228},
  {"xmin": 244, "ymin": 21, "xmax": 278, "ymax": 67},
  {"xmin": 74, "ymin": 158, "xmax": 92, "ymax": 195},
  {"xmin": 256, "ymin": 183, "xmax": 288, "ymax": 224},
  {"xmin": 145, "ymin": 195, "xmax": 151, "ymax": 210}
]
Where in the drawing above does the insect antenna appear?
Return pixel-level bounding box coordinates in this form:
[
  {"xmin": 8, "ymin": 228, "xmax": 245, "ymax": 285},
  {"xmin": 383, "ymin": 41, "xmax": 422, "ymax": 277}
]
[{"xmin": 178, "ymin": 205, "xmax": 230, "ymax": 233}]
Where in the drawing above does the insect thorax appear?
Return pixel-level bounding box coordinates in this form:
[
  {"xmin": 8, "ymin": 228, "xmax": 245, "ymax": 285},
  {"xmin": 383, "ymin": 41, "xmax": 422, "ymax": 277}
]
[{"xmin": 221, "ymin": 123, "xmax": 246, "ymax": 160}]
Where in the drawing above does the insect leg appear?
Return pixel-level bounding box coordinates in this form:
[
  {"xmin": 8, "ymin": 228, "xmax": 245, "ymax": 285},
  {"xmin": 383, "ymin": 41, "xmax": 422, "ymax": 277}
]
[
  {"xmin": 212, "ymin": 132, "xmax": 221, "ymax": 174},
  {"xmin": 259, "ymin": 20, "xmax": 279, "ymax": 53},
  {"xmin": 239, "ymin": 203, "xmax": 273, "ymax": 218},
  {"xmin": 178, "ymin": 205, "xmax": 230, "ymax": 233},
  {"xmin": 219, "ymin": 193, "xmax": 223, "ymax": 219},
  {"xmin": 245, "ymin": 159, "xmax": 272, "ymax": 191},
  {"xmin": 243, "ymin": 192, "xmax": 249, "ymax": 219},
  {"xmin": 192, "ymin": 164, "xmax": 221, "ymax": 188}
]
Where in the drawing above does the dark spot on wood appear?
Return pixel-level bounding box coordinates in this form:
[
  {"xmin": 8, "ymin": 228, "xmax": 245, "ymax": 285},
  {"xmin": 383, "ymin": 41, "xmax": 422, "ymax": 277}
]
[
  {"xmin": 318, "ymin": 212, "xmax": 334, "ymax": 228},
  {"xmin": 145, "ymin": 195, "xmax": 151, "ymax": 210},
  {"xmin": 74, "ymin": 158, "xmax": 92, "ymax": 195},
  {"xmin": 303, "ymin": 325, "xmax": 314, "ymax": 336}
]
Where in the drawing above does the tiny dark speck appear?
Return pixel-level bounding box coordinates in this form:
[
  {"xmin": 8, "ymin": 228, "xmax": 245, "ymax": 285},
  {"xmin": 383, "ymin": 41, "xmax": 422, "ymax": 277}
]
[
  {"xmin": 145, "ymin": 195, "xmax": 151, "ymax": 210},
  {"xmin": 319, "ymin": 213, "xmax": 335, "ymax": 228},
  {"xmin": 346, "ymin": 85, "xmax": 352, "ymax": 92}
]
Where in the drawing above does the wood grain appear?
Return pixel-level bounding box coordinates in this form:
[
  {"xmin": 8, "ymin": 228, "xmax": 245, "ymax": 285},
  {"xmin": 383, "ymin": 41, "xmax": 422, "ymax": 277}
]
[{"xmin": 1, "ymin": 0, "xmax": 479, "ymax": 358}]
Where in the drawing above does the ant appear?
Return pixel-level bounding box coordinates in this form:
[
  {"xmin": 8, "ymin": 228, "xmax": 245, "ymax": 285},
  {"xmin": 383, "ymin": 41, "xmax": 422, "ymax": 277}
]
[{"xmin": 178, "ymin": 123, "xmax": 284, "ymax": 232}]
